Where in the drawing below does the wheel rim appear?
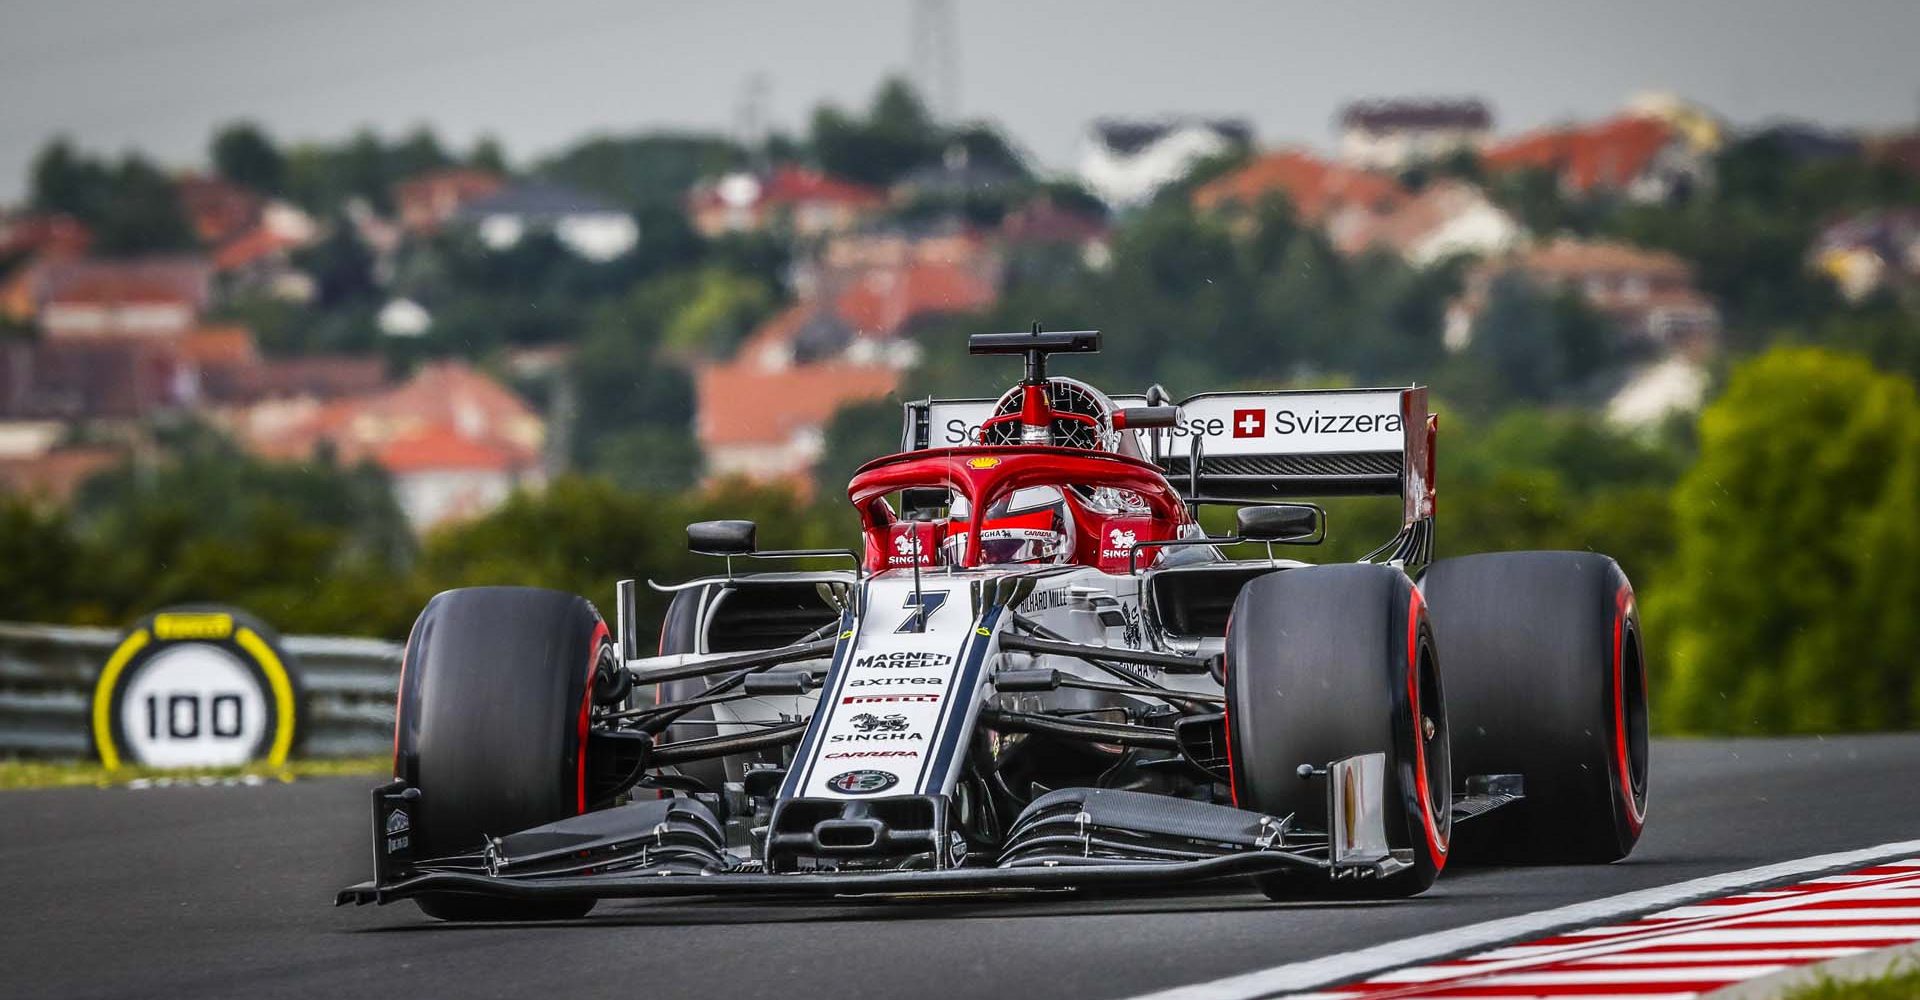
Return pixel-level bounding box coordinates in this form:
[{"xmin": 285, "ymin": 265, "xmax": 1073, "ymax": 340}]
[
  {"xmin": 1416, "ymin": 635, "xmax": 1451, "ymax": 846},
  {"xmin": 1621, "ymin": 622, "xmax": 1650, "ymax": 814}
]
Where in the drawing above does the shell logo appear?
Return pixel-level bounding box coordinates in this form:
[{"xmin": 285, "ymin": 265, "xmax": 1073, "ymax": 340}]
[{"xmin": 965, "ymin": 456, "xmax": 1001, "ymax": 470}]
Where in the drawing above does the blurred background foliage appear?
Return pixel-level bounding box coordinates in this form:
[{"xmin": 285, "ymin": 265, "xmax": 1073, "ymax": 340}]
[{"xmin": 5, "ymin": 80, "xmax": 1919, "ymax": 736}]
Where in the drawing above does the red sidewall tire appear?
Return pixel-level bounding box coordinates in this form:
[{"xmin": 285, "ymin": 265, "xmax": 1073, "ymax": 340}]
[
  {"xmin": 1422, "ymin": 552, "xmax": 1649, "ymax": 864},
  {"xmin": 393, "ymin": 586, "xmax": 606, "ymax": 921},
  {"xmin": 1225, "ymin": 564, "xmax": 1451, "ymax": 899}
]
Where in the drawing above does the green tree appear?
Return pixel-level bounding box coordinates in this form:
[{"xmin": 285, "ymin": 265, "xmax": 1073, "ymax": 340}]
[
  {"xmin": 93, "ymin": 156, "xmax": 195, "ymax": 253},
  {"xmin": 468, "ymin": 135, "xmax": 509, "ymax": 174},
  {"xmin": 29, "ymin": 140, "xmax": 193, "ymax": 253},
  {"xmin": 211, "ymin": 121, "xmax": 286, "ymax": 193},
  {"xmin": 417, "ymin": 477, "xmax": 848, "ymax": 648},
  {"xmin": 538, "ymin": 133, "xmax": 743, "ymax": 211},
  {"xmin": 815, "ymin": 398, "xmax": 906, "ymax": 495},
  {"xmin": 0, "ymin": 498, "xmax": 79, "ymax": 621},
  {"xmin": 1656, "ymin": 347, "xmax": 1920, "ymax": 734},
  {"xmin": 295, "ymin": 217, "xmax": 379, "ymax": 307},
  {"xmin": 28, "ymin": 138, "xmax": 105, "ymax": 216},
  {"xmin": 659, "ymin": 268, "xmax": 777, "ymax": 358},
  {"xmin": 1447, "ymin": 274, "xmax": 1624, "ymax": 408},
  {"xmin": 809, "ymin": 78, "xmax": 944, "ymax": 187}
]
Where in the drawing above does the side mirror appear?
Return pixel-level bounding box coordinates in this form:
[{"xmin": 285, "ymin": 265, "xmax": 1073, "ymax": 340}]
[
  {"xmin": 688, "ymin": 519, "xmax": 756, "ymax": 556},
  {"xmin": 1236, "ymin": 504, "xmax": 1321, "ymax": 544},
  {"xmin": 1113, "ymin": 405, "xmax": 1181, "ymax": 431}
]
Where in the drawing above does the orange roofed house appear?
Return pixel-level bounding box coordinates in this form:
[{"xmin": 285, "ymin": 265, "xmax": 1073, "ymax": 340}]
[
  {"xmin": 1194, "ymin": 149, "xmax": 1407, "ymax": 225},
  {"xmin": 1194, "ymin": 151, "xmax": 1519, "ymax": 265},
  {"xmin": 687, "ymin": 167, "xmax": 886, "ymax": 240},
  {"xmin": 34, "ymin": 257, "xmax": 212, "ymax": 338},
  {"xmin": 697, "ymin": 238, "xmax": 1000, "ymax": 486},
  {"xmin": 1446, "ymin": 238, "xmax": 1720, "ymax": 353},
  {"xmin": 1483, "ymin": 112, "xmax": 1712, "ymax": 204},
  {"xmin": 234, "ymin": 360, "xmax": 545, "ymax": 530},
  {"xmin": 696, "ymin": 306, "xmax": 902, "ymax": 487},
  {"xmin": 392, "ymin": 168, "xmax": 506, "ymax": 235}
]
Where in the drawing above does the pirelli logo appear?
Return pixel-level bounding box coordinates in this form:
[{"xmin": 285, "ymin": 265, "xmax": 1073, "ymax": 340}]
[
  {"xmin": 842, "ymin": 694, "xmax": 940, "ymax": 704},
  {"xmin": 151, "ymin": 612, "xmax": 235, "ymax": 641}
]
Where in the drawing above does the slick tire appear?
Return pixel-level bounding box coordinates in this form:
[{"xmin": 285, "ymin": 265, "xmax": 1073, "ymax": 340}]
[
  {"xmin": 1420, "ymin": 551, "xmax": 1648, "ymax": 864},
  {"xmin": 394, "ymin": 586, "xmax": 608, "ymax": 921},
  {"xmin": 1225, "ymin": 564, "xmax": 1450, "ymax": 900}
]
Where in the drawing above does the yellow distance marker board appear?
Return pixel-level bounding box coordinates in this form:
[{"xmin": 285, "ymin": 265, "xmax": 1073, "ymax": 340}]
[{"xmin": 92, "ymin": 607, "xmax": 302, "ymax": 769}]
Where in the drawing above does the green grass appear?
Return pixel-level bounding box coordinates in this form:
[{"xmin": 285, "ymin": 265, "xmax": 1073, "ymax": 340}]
[
  {"xmin": 0, "ymin": 756, "xmax": 388, "ymax": 790},
  {"xmin": 1779, "ymin": 960, "xmax": 1920, "ymax": 999}
]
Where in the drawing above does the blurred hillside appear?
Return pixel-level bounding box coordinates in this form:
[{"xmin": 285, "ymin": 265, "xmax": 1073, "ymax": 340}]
[{"xmin": 2, "ymin": 79, "xmax": 1918, "ymax": 733}]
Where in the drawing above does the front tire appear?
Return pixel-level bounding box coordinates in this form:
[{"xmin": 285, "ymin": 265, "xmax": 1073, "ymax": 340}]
[
  {"xmin": 394, "ymin": 586, "xmax": 608, "ymax": 921},
  {"xmin": 1225, "ymin": 564, "xmax": 1450, "ymax": 899}
]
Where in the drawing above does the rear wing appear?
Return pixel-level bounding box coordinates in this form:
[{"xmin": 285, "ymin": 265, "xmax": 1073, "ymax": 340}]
[{"xmin": 901, "ymin": 387, "xmax": 1436, "ymax": 561}]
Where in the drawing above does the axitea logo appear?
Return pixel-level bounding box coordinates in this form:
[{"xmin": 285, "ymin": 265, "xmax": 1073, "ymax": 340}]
[{"xmin": 1232, "ymin": 409, "xmax": 1402, "ymax": 438}]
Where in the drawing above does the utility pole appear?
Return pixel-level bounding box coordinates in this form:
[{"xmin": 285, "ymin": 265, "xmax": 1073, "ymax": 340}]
[
  {"xmin": 910, "ymin": 0, "xmax": 959, "ymax": 120},
  {"xmin": 735, "ymin": 72, "xmax": 771, "ymax": 169}
]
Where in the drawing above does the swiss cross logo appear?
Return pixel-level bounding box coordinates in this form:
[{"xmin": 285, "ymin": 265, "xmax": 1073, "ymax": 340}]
[{"xmin": 1233, "ymin": 409, "xmax": 1265, "ymax": 438}]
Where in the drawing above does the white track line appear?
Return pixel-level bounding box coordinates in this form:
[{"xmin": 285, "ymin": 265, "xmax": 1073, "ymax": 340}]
[{"xmin": 1120, "ymin": 839, "xmax": 1920, "ymax": 1000}]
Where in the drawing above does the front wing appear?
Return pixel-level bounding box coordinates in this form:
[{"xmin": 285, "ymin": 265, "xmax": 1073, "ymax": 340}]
[{"xmin": 338, "ymin": 754, "xmax": 1419, "ymax": 908}]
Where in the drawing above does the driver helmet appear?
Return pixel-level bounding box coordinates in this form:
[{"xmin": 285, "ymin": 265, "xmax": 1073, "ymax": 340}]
[{"xmin": 943, "ymin": 486, "xmax": 1075, "ymax": 565}]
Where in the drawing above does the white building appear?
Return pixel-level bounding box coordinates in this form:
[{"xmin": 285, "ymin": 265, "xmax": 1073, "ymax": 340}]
[
  {"xmin": 1077, "ymin": 118, "xmax": 1252, "ymax": 209},
  {"xmin": 458, "ymin": 182, "xmax": 639, "ymax": 262},
  {"xmin": 1338, "ymin": 99, "xmax": 1493, "ymax": 171}
]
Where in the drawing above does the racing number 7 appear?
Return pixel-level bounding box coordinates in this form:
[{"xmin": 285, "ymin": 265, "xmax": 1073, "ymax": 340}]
[{"xmin": 897, "ymin": 591, "xmax": 950, "ymax": 633}]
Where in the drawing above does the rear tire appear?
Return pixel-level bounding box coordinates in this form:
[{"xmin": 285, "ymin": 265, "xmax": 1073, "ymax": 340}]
[
  {"xmin": 394, "ymin": 586, "xmax": 607, "ymax": 921},
  {"xmin": 1225, "ymin": 564, "xmax": 1450, "ymax": 899},
  {"xmin": 1420, "ymin": 551, "xmax": 1648, "ymax": 864}
]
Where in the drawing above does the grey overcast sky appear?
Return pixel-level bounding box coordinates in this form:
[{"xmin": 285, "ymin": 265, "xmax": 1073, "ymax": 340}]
[{"xmin": 2, "ymin": 0, "xmax": 1918, "ymax": 200}]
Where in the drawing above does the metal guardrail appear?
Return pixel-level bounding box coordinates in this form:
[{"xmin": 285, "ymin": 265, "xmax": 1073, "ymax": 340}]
[{"xmin": 0, "ymin": 621, "xmax": 403, "ymax": 759}]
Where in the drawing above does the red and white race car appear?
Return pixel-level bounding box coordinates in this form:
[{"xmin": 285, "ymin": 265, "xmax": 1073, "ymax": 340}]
[{"xmin": 341, "ymin": 328, "xmax": 1649, "ymax": 920}]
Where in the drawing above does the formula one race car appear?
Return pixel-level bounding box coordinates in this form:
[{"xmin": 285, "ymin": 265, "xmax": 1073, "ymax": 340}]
[{"xmin": 339, "ymin": 328, "xmax": 1649, "ymax": 920}]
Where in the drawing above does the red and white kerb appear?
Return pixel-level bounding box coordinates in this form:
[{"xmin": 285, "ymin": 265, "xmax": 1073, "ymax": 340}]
[{"xmin": 1301, "ymin": 858, "xmax": 1920, "ymax": 999}]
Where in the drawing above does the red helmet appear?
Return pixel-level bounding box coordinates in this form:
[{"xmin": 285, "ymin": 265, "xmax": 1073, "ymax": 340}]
[{"xmin": 943, "ymin": 487, "xmax": 1075, "ymax": 565}]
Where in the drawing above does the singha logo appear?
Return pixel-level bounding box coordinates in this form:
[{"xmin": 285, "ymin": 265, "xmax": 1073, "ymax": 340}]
[
  {"xmin": 850, "ymin": 712, "xmax": 909, "ymax": 733},
  {"xmin": 892, "ymin": 531, "xmax": 924, "ymax": 562},
  {"xmin": 1109, "ymin": 528, "xmax": 1137, "ymax": 550}
]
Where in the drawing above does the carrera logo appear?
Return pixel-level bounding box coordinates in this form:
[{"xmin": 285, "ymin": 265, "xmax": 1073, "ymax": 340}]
[
  {"xmin": 825, "ymin": 750, "xmax": 920, "ymax": 759},
  {"xmin": 843, "ymin": 694, "xmax": 940, "ymax": 704},
  {"xmin": 1272, "ymin": 409, "xmax": 1403, "ymax": 435},
  {"xmin": 1233, "ymin": 409, "xmax": 1264, "ymax": 438}
]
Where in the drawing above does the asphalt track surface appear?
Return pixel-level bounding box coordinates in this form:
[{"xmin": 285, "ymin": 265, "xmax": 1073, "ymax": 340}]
[{"xmin": 4, "ymin": 735, "xmax": 1919, "ymax": 1000}]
